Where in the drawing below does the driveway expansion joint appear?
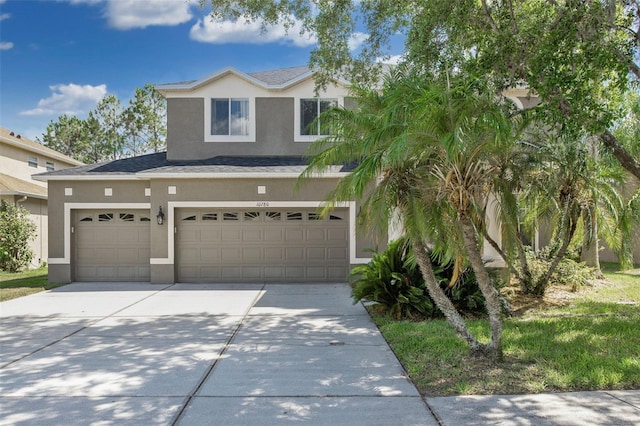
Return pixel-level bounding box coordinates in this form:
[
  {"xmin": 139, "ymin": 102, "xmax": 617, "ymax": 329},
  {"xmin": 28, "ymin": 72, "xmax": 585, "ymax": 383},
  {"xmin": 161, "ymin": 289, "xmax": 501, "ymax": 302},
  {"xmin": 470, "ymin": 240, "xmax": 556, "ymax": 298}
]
[{"xmin": 169, "ymin": 283, "xmax": 267, "ymax": 426}]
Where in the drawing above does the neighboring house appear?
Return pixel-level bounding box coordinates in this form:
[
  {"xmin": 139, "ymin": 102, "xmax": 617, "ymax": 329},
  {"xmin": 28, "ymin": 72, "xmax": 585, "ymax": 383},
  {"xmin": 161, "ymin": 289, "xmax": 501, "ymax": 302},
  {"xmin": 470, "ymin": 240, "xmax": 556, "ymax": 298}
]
[
  {"xmin": 36, "ymin": 66, "xmax": 379, "ymax": 284},
  {"xmin": 0, "ymin": 127, "xmax": 84, "ymax": 268}
]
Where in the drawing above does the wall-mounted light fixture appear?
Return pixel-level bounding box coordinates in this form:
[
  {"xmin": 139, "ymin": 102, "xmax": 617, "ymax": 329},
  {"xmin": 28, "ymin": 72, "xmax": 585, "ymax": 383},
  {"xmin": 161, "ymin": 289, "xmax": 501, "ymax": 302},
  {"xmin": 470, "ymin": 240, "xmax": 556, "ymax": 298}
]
[{"xmin": 156, "ymin": 206, "xmax": 165, "ymax": 225}]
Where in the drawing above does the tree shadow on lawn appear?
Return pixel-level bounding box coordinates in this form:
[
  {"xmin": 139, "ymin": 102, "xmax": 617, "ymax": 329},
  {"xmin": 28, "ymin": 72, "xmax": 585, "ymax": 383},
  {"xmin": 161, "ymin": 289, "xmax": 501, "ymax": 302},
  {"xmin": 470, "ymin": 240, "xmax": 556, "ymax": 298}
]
[{"xmin": 395, "ymin": 302, "xmax": 640, "ymax": 396}]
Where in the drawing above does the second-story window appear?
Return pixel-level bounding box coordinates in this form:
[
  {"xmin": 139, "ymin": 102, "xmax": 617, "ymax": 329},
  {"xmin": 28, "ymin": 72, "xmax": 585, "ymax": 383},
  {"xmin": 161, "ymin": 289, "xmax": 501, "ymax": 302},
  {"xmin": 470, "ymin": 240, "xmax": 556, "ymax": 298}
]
[
  {"xmin": 46, "ymin": 161, "xmax": 55, "ymax": 172},
  {"xmin": 300, "ymin": 98, "xmax": 337, "ymax": 136},
  {"xmin": 28, "ymin": 156, "xmax": 38, "ymax": 168},
  {"xmin": 211, "ymin": 98, "xmax": 249, "ymax": 136}
]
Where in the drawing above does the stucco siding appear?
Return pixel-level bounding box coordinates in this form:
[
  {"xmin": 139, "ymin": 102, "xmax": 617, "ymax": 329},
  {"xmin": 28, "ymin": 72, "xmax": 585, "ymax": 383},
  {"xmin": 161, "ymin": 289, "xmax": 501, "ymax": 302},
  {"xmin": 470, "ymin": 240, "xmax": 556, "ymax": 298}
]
[
  {"xmin": 167, "ymin": 97, "xmax": 314, "ymax": 160},
  {"xmin": 166, "ymin": 98, "xmax": 205, "ymax": 161}
]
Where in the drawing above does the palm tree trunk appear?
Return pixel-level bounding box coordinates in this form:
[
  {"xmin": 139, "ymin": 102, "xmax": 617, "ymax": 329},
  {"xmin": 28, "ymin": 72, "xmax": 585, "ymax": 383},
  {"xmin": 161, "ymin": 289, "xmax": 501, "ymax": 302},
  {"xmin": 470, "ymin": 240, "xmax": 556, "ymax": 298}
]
[
  {"xmin": 459, "ymin": 215, "xmax": 504, "ymax": 361},
  {"xmin": 534, "ymin": 201, "xmax": 580, "ymax": 295},
  {"xmin": 581, "ymin": 204, "xmax": 604, "ymax": 278},
  {"xmin": 411, "ymin": 238, "xmax": 486, "ymax": 355}
]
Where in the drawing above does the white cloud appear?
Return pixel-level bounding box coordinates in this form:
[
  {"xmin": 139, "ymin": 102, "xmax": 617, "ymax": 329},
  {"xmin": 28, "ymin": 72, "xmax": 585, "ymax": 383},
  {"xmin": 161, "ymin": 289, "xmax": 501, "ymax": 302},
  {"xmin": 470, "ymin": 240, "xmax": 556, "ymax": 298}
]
[
  {"xmin": 0, "ymin": 13, "xmax": 10, "ymax": 21},
  {"xmin": 104, "ymin": 0, "xmax": 193, "ymax": 30},
  {"xmin": 190, "ymin": 15, "xmax": 316, "ymax": 48},
  {"xmin": 377, "ymin": 54, "xmax": 405, "ymax": 65},
  {"xmin": 0, "ymin": 41, "xmax": 13, "ymax": 50},
  {"xmin": 348, "ymin": 32, "xmax": 368, "ymax": 51},
  {"xmin": 20, "ymin": 83, "xmax": 107, "ymax": 116}
]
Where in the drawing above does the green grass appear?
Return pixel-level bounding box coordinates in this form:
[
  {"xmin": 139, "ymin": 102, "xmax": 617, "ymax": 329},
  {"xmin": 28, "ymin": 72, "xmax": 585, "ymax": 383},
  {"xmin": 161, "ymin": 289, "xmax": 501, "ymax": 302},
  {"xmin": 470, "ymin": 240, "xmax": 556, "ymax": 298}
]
[
  {"xmin": 0, "ymin": 267, "xmax": 66, "ymax": 301},
  {"xmin": 373, "ymin": 264, "xmax": 640, "ymax": 396}
]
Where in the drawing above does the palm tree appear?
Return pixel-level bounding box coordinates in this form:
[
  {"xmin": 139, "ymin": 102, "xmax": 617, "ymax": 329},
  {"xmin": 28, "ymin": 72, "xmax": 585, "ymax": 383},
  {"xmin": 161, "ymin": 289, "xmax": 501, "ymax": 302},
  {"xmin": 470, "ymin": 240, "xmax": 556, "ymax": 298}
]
[{"xmin": 301, "ymin": 68, "xmax": 519, "ymax": 359}]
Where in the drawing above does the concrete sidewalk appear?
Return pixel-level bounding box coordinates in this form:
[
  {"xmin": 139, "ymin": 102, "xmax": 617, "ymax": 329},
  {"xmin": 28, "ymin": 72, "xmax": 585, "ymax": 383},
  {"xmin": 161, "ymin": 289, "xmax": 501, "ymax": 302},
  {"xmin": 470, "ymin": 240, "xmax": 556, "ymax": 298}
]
[{"xmin": 1, "ymin": 282, "xmax": 639, "ymax": 425}]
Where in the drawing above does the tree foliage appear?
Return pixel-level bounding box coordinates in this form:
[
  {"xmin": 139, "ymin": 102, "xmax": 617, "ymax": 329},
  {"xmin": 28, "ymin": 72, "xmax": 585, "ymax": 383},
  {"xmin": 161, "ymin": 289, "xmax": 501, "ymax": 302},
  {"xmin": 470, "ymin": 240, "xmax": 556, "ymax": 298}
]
[
  {"xmin": 302, "ymin": 68, "xmax": 520, "ymax": 359},
  {"xmin": 0, "ymin": 200, "xmax": 37, "ymax": 273},
  {"xmin": 202, "ymin": 0, "xmax": 640, "ymax": 180},
  {"xmin": 39, "ymin": 85, "xmax": 166, "ymax": 164}
]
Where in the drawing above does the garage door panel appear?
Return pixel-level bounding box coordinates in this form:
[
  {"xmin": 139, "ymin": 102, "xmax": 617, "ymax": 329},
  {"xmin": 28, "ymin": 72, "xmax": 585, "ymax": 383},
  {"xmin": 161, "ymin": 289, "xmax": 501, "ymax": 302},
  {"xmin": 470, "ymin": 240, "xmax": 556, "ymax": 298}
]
[
  {"xmin": 221, "ymin": 267, "xmax": 242, "ymax": 279},
  {"xmin": 306, "ymin": 267, "xmax": 326, "ymax": 279},
  {"xmin": 264, "ymin": 267, "xmax": 284, "ymax": 279},
  {"xmin": 178, "ymin": 229, "xmax": 200, "ymax": 242},
  {"xmin": 200, "ymin": 248, "xmax": 220, "ymax": 261},
  {"xmin": 242, "ymin": 247, "xmax": 262, "ymax": 261},
  {"xmin": 285, "ymin": 267, "xmax": 305, "ymax": 279},
  {"xmin": 285, "ymin": 248, "xmax": 304, "ymax": 260},
  {"xmin": 243, "ymin": 267, "xmax": 263, "ymax": 279},
  {"xmin": 327, "ymin": 228, "xmax": 348, "ymax": 241},
  {"xmin": 176, "ymin": 208, "xmax": 348, "ymax": 283},
  {"xmin": 306, "ymin": 228, "xmax": 325, "ymax": 241},
  {"xmin": 328, "ymin": 267, "xmax": 348, "ymax": 279},
  {"xmin": 307, "ymin": 247, "xmax": 326, "ymax": 260},
  {"xmin": 243, "ymin": 229, "xmax": 262, "ymax": 241},
  {"xmin": 285, "ymin": 228, "xmax": 304, "ymax": 241},
  {"xmin": 328, "ymin": 247, "xmax": 348, "ymax": 260},
  {"xmin": 264, "ymin": 247, "xmax": 284, "ymax": 260},
  {"xmin": 221, "ymin": 248, "xmax": 241, "ymax": 261},
  {"xmin": 201, "ymin": 229, "xmax": 220, "ymax": 240},
  {"xmin": 264, "ymin": 229, "xmax": 283, "ymax": 241},
  {"xmin": 221, "ymin": 229, "xmax": 242, "ymax": 241}
]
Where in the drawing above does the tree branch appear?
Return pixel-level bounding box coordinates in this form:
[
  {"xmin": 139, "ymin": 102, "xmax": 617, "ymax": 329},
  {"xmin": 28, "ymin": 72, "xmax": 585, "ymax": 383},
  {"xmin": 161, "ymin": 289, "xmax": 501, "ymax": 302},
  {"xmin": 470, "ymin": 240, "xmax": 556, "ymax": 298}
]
[
  {"xmin": 480, "ymin": 0, "xmax": 500, "ymax": 33},
  {"xmin": 600, "ymin": 130, "xmax": 640, "ymax": 182}
]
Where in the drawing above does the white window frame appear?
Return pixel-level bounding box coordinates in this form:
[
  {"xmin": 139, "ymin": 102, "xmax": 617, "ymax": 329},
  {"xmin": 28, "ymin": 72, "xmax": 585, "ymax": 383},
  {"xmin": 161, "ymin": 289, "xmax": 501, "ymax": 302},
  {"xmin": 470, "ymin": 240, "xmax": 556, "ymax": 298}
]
[
  {"xmin": 204, "ymin": 97, "xmax": 255, "ymax": 143},
  {"xmin": 295, "ymin": 97, "xmax": 341, "ymax": 142},
  {"xmin": 46, "ymin": 161, "xmax": 55, "ymax": 172},
  {"xmin": 28, "ymin": 156, "xmax": 38, "ymax": 168}
]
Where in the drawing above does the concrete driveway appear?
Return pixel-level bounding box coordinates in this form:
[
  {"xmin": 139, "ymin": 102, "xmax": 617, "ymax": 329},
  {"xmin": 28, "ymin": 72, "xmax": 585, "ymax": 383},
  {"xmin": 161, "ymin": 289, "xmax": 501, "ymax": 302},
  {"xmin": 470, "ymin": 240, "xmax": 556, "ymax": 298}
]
[{"xmin": 0, "ymin": 283, "xmax": 433, "ymax": 425}]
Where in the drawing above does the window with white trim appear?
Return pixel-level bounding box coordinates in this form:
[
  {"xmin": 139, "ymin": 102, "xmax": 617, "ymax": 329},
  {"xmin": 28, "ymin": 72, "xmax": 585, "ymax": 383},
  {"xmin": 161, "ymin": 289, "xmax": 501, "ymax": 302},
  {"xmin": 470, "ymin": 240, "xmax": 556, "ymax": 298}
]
[
  {"xmin": 46, "ymin": 161, "xmax": 55, "ymax": 172},
  {"xmin": 28, "ymin": 156, "xmax": 38, "ymax": 168},
  {"xmin": 300, "ymin": 98, "xmax": 337, "ymax": 136},
  {"xmin": 211, "ymin": 98, "xmax": 249, "ymax": 136}
]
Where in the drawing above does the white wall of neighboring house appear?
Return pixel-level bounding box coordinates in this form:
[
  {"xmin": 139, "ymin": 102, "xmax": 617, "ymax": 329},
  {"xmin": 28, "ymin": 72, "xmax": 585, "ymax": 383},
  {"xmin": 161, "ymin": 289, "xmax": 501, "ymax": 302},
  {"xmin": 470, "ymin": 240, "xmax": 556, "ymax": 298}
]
[{"xmin": 0, "ymin": 127, "xmax": 83, "ymax": 269}]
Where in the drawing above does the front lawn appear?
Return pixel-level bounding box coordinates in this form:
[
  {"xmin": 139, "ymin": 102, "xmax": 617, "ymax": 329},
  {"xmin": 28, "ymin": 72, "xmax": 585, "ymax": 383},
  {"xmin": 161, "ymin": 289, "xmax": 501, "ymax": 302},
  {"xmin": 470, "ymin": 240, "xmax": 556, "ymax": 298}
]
[
  {"xmin": 373, "ymin": 264, "xmax": 640, "ymax": 396},
  {"xmin": 0, "ymin": 267, "xmax": 66, "ymax": 302}
]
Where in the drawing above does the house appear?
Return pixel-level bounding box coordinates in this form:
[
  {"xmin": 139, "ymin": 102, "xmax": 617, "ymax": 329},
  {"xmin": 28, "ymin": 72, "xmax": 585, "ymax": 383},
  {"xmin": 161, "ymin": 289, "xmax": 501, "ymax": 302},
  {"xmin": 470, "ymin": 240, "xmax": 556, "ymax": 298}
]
[
  {"xmin": 0, "ymin": 127, "xmax": 84, "ymax": 268},
  {"xmin": 36, "ymin": 66, "xmax": 378, "ymax": 284}
]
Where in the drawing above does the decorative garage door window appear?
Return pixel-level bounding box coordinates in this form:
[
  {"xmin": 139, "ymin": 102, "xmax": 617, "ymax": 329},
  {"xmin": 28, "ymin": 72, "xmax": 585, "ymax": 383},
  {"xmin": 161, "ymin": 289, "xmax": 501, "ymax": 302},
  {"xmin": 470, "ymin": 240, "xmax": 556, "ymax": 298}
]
[
  {"xmin": 179, "ymin": 210, "xmax": 346, "ymax": 223},
  {"xmin": 79, "ymin": 212, "xmax": 151, "ymax": 223}
]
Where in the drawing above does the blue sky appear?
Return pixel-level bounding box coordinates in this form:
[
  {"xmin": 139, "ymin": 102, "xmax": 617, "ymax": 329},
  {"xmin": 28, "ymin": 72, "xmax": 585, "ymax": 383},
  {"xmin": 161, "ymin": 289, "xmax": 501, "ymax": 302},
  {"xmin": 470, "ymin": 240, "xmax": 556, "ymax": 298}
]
[{"xmin": 0, "ymin": 0, "xmax": 401, "ymax": 140}]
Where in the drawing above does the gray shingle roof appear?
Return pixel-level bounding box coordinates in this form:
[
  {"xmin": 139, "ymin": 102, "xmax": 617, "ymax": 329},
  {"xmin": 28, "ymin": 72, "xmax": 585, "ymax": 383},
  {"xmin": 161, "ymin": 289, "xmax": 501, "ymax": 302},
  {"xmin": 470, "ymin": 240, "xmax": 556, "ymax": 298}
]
[
  {"xmin": 34, "ymin": 152, "xmax": 351, "ymax": 178},
  {"xmin": 248, "ymin": 66, "xmax": 310, "ymax": 86}
]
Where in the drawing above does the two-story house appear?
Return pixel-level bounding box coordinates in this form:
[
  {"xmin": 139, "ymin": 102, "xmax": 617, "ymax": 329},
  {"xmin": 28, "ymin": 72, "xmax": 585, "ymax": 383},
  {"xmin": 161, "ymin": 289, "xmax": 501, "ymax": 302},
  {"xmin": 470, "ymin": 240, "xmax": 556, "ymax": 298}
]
[
  {"xmin": 37, "ymin": 66, "xmax": 377, "ymax": 284},
  {"xmin": 0, "ymin": 127, "xmax": 84, "ymax": 268}
]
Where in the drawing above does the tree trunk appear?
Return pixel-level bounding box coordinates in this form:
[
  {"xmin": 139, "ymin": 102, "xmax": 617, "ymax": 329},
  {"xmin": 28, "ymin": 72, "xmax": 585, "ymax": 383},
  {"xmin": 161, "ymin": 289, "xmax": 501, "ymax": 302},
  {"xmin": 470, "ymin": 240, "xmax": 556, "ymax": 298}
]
[
  {"xmin": 533, "ymin": 201, "xmax": 579, "ymax": 295},
  {"xmin": 581, "ymin": 205, "xmax": 604, "ymax": 278},
  {"xmin": 411, "ymin": 238, "xmax": 486, "ymax": 354},
  {"xmin": 600, "ymin": 130, "xmax": 640, "ymax": 182},
  {"xmin": 459, "ymin": 215, "xmax": 504, "ymax": 361}
]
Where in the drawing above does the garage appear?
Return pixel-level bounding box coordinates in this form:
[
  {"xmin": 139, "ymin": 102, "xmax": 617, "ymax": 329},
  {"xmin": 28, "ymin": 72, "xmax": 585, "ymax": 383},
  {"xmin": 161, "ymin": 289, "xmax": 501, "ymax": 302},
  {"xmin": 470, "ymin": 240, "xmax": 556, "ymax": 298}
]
[
  {"xmin": 176, "ymin": 208, "xmax": 349, "ymax": 283},
  {"xmin": 74, "ymin": 209, "xmax": 151, "ymax": 281}
]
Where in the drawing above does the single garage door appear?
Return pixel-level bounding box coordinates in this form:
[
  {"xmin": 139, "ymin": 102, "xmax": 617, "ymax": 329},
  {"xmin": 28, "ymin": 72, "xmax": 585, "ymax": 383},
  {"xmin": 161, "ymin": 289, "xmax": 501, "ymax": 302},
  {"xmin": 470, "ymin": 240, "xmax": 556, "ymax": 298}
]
[
  {"xmin": 74, "ymin": 210, "xmax": 151, "ymax": 281},
  {"xmin": 176, "ymin": 208, "xmax": 349, "ymax": 283}
]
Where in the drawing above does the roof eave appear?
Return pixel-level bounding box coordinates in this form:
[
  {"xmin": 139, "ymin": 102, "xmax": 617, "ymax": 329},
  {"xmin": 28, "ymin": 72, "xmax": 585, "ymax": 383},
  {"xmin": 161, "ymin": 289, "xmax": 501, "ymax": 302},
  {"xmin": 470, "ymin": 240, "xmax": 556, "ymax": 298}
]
[
  {"xmin": 0, "ymin": 190, "xmax": 48, "ymax": 200},
  {"xmin": 1, "ymin": 137, "xmax": 84, "ymax": 166}
]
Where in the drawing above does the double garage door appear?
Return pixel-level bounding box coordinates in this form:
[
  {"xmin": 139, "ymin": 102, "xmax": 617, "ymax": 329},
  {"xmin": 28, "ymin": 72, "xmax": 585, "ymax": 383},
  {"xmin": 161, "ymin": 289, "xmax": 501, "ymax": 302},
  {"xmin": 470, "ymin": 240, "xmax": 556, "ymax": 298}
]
[
  {"xmin": 73, "ymin": 207, "xmax": 349, "ymax": 283},
  {"xmin": 176, "ymin": 208, "xmax": 349, "ymax": 283}
]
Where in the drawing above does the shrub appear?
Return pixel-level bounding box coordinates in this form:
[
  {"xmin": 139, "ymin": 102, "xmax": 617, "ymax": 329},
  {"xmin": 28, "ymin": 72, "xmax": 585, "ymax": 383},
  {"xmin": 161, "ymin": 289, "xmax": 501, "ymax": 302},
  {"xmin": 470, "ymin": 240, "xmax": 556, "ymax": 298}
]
[
  {"xmin": 351, "ymin": 238, "xmax": 436, "ymax": 319},
  {"xmin": 0, "ymin": 200, "xmax": 37, "ymax": 272},
  {"xmin": 520, "ymin": 247, "xmax": 599, "ymax": 292},
  {"xmin": 351, "ymin": 237, "xmax": 492, "ymax": 319}
]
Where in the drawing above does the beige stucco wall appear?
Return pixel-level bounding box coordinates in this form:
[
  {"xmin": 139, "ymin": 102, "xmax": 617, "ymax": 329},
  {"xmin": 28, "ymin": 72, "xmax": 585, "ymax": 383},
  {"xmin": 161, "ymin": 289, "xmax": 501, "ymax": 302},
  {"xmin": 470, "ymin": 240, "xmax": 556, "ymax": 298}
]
[{"xmin": 47, "ymin": 176, "xmax": 379, "ymax": 283}]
